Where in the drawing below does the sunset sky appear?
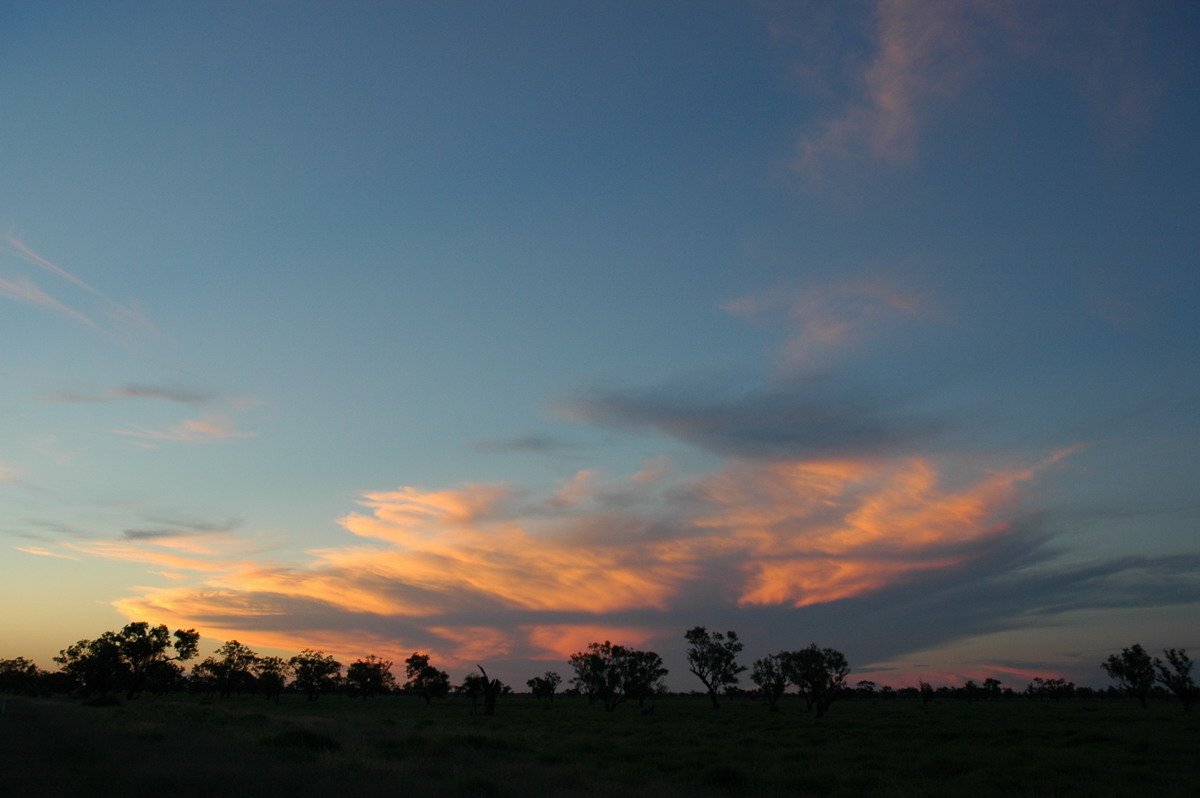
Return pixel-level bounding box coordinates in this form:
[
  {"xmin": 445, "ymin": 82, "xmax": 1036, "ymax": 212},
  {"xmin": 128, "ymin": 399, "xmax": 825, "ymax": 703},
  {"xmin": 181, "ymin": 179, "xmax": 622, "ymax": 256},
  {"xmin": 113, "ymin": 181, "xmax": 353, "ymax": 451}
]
[{"xmin": 2, "ymin": 1, "xmax": 1198, "ymax": 691}]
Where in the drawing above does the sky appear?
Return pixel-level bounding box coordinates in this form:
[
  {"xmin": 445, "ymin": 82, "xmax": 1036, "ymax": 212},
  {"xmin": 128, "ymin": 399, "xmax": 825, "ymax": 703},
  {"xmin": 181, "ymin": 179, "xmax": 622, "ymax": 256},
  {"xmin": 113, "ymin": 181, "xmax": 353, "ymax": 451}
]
[{"xmin": 2, "ymin": 0, "xmax": 1198, "ymax": 692}]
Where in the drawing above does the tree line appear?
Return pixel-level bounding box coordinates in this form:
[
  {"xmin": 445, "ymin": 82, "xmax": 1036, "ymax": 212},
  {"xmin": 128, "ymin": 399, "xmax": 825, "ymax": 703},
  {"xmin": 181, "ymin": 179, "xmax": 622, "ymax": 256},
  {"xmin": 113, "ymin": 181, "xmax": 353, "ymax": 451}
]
[{"xmin": 0, "ymin": 622, "xmax": 1195, "ymax": 713}]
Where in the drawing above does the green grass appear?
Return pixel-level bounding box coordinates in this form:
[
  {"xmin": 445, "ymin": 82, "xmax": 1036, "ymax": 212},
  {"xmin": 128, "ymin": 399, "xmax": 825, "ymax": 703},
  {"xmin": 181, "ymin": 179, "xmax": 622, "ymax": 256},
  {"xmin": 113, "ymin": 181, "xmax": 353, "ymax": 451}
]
[{"xmin": 1, "ymin": 695, "xmax": 1197, "ymax": 797}]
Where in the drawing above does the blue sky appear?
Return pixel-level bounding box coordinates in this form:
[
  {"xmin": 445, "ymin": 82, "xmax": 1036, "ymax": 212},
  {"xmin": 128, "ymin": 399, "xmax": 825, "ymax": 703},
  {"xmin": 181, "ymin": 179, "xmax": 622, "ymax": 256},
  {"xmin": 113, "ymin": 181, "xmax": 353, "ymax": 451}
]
[{"xmin": 2, "ymin": 0, "xmax": 1198, "ymax": 690}]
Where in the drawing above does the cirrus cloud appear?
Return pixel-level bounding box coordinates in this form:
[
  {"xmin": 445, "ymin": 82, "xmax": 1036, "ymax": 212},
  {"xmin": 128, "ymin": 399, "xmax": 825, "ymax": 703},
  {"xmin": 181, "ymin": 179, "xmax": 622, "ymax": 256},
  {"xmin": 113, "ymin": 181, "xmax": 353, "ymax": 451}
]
[
  {"xmin": 114, "ymin": 413, "xmax": 258, "ymax": 446},
  {"xmin": 781, "ymin": 0, "xmax": 1162, "ymax": 177}
]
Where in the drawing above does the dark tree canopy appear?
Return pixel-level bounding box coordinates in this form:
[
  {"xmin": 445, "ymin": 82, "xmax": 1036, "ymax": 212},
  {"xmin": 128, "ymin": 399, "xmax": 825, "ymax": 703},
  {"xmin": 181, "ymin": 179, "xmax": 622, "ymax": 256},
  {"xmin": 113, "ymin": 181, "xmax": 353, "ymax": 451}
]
[
  {"xmin": 403, "ymin": 652, "xmax": 450, "ymax": 704},
  {"xmin": 457, "ymin": 672, "xmax": 487, "ymax": 709},
  {"xmin": 1154, "ymin": 648, "xmax": 1197, "ymax": 711},
  {"xmin": 526, "ymin": 670, "xmax": 562, "ymax": 702},
  {"xmin": 53, "ymin": 622, "xmax": 199, "ymax": 699},
  {"xmin": 253, "ymin": 655, "xmax": 290, "ymax": 702},
  {"xmin": 289, "ymin": 649, "xmax": 342, "ymax": 701},
  {"xmin": 684, "ymin": 626, "xmax": 745, "ymax": 709},
  {"xmin": 621, "ymin": 648, "xmax": 669, "ymax": 708},
  {"xmin": 568, "ymin": 641, "xmax": 624, "ymax": 710},
  {"xmin": 783, "ymin": 644, "xmax": 850, "ymax": 718},
  {"xmin": 1102, "ymin": 644, "xmax": 1155, "ymax": 708},
  {"xmin": 193, "ymin": 640, "xmax": 259, "ymax": 698},
  {"xmin": 568, "ymin": 641, "xmax": 667, "ymax": 712},
  {"xmin": 1026, "ymin": 677, "xmax": 1075, "ymax": 701},
  {"xmin": 0, "ymin": 657, "xmax": 45, "ymax": 696},
  {"xmin": 346, "ymin": 655, "xmax": 396, "ymax": 699},
  {"xmin": 751, "ymin": 653, "xmax": 789, "ymax": 711}
]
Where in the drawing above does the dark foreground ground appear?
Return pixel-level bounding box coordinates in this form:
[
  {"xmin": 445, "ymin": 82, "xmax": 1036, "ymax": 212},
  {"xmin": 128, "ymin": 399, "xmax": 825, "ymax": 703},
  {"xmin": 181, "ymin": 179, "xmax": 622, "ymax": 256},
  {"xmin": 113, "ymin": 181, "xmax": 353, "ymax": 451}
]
[{"xmin": 2, "ymin": 693, "xmax": 1197, "ymax": 797}]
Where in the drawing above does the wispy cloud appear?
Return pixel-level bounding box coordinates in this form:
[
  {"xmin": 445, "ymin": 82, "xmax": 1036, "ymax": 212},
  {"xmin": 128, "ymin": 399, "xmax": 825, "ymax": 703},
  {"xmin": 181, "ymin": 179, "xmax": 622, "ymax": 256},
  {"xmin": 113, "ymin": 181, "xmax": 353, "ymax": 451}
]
[
  {"xmin": 802, "ymin": 0, "xmax": 982, "ymax": 168},
  {"xmin": 0, "ymin": 460, "xmax": 27, "ymax": 487},
  {"xmin": 114, "ymin": 413, "xmax": 258, "ymax": 445},
  {"xmin": 67, "ymin": 529, "xmax": 282, "ymax": 573},
  {"xmin": 0, "ymin": 273, "xmax": 100, "ymax": 329},
  {"xmin": 110, "ymin": 384, "xmax": 213, "ymax": 403},
  {"xmin": 15, "ymin": 545, "xmax": 80, "ymax": 560},
  {"xmin": 1, "ymin": 233, "xmax": 161, "ymax": 345},
  {"xmin": 123, "ymin": 515, "xmax": 243, "ymax": 541},
  {"xmin": 723, "ymin": 278, "xmax": 933, "ymax": 367},
  {"xmin": 785, "ymin": 0, "xmax": 1161, "ymax": 176},
  {"xmin": 41, "ymin": 382, "xmax": 214, "ymax": 405}
]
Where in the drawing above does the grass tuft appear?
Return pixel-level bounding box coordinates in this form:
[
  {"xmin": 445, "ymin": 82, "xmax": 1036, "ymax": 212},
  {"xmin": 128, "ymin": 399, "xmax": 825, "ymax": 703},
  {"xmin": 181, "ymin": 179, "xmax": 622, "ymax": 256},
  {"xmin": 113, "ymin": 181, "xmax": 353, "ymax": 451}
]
[
  {"xmin": 264, "ymin": 727, "xmax": 342, "ymax": 753},
  {"xmin": 701, "ymin": 763, "xmax": 751, "ymax": 791}
]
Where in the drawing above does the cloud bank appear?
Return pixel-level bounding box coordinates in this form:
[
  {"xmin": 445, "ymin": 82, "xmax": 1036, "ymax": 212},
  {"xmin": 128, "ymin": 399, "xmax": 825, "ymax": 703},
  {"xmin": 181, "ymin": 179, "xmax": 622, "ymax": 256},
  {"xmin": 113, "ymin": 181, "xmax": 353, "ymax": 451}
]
[{"xmin": 87, "ymin": 445, "xmax": 1123, "ymax": 679}]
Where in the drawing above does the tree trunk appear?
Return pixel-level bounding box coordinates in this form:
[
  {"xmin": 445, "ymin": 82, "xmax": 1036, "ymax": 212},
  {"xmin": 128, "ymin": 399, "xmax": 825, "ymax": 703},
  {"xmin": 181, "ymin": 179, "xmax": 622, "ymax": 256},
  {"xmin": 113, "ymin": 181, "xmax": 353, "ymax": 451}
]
[{"xmin": 478, "ymin": 665, "xmax": 499, "ymax": 716}]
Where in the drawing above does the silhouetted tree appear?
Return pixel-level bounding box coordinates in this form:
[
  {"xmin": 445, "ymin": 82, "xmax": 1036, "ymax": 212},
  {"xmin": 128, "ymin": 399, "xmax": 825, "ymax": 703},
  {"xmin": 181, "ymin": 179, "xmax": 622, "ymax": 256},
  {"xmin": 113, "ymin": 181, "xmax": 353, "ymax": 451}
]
[
  {"xmin": 254, "ymin": 656, "xmax": 290, "ymax": 702},
  {"xmin": 55, "ymin": 633, "xmax": 122, "ymax": 697},
  {"xmin": 1154, "ymin": 648, "xmax": 1197, "ymax": 711},
  {"xmin": 403, "ymin": 652, "xmax": 450, "ymax": 704},
  {"xmin": 568, "ymin": 642, "xmax": 666, "ymax": 712},
  {"xmin": 1025, "ymin": 677, "xmax": 1075, "ymax": 701},
  {"xmin": 145, "ymin": 658, "xmax": 187, "ymax": 694},
  {"xmin": 457, "ymin": 673, "xmax": 486, "ymax": 711},
  {"xmin": 0, "ymin": 657, "xmax": 45, "ymax": 695},
  {"xmin": 751, "ymin": 654, "xmax": 789, "ymax": 711},
  {"xmin": 917, "ymin": 680, "xmax": 935, "ymax": 706},
  {"xmin": 54, "ymin": 622, "xmax": 199, "ymax": 699},
  {"xmin": 783, "ymin": 644, "xmax": 850, "ymax": 718},
  {"xmin": 194, "ymin": 640, "xmax": 259, "ymax": 698},
  {"xmin": 1047, "ymin": 678, "xmax": 1075, "ymax": 701},
  {"xmin": 983, "ymin": 677, "xmax": 1002, "ymax": 699},
  {"xmin": 684, "ymin": 626, "xmax": 745, "ymax": 709},
  {"xmin": 346, "ymin": 655, "xmax": 396, "ymax": 700},
  {"xmin": 963, "ymin": 679, "xmax": 978, "ymax": 703},
  {"xmin": 568, "ymin": 644, "xmax": 607, "ymax": 706},
  {"xmin": 622, "ymin": 648, "xmax": 668, "ymax": 708},
  {"xmin": 289, "ymin": 649, "xmax": 341, "ymax": 700},
  {"xmin": 121, "ymin": 623, "xmax": 199, "ymax": 699},
  {"xmin": 569, "ymin": 641, "xmax": 626, "ymax": 711},
  {"xmin": 526, "ymin": 671, "xmax": 562, "ymax": 701},
  {"xmin": 1102, "ymin": 644, "xmax": 1155, "ymax": 708}
]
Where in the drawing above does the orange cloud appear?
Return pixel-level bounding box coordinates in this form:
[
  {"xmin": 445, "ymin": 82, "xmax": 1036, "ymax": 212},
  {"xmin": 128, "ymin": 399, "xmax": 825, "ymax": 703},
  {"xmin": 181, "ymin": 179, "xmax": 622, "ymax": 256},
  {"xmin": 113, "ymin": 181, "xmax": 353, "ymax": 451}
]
[
  {"xmin": 67, "ymin": 530, "xmax": 282, "ymax": 574},
  {"xmin": 15, "ymin": 545, "xmax": 80, "ymax": 561},
  {"xmin": 424, "ymin": 626, "xmax": 517, "ymax": 668},
  {"xmin": 339, "ymin": 486, "xmax": 692, "ymax": 613},
  {"xmin": 524, "ymin": 625, "xmax": 663, "ymax": 661},
  {"xmin": 66, "ymin": 541, "xmax": 238, "ymax": 572},
  {"xmin": 688, "ymin": 453, "xmax": 1068, "ymax": 607},
  {"xmin": 99, "ymin": 451, "xmax": 1067, "ymax": 670}
]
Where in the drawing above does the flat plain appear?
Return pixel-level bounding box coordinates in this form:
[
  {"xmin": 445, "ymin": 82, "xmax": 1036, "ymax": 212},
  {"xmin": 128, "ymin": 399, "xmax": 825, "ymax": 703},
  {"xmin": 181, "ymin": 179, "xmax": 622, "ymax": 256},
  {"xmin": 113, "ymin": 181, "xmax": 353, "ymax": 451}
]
[{"xmin": 2, "ymin": 693, "xmax": 1197, "ymax": 797}]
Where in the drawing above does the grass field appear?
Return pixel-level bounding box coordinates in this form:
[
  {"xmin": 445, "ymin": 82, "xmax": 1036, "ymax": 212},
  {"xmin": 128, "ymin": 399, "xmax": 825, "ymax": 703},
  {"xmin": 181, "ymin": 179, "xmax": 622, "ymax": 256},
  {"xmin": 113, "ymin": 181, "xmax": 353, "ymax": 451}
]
[{"xmin": 2, "ymin": 693, "xmax": 1197, "ymax": 797}]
